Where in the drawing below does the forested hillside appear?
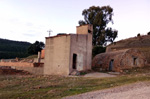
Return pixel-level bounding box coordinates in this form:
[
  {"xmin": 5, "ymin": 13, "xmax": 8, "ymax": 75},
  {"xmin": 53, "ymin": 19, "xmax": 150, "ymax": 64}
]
[{"xmin": 0, "ymin": 38, "xmax": 31, "ymax": 59}]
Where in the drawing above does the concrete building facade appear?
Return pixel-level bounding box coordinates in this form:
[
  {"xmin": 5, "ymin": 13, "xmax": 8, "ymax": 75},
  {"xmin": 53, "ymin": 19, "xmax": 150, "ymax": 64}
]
[{"xmin": 44, "ymin": 24, "xmax": 93, "ymax": 75}]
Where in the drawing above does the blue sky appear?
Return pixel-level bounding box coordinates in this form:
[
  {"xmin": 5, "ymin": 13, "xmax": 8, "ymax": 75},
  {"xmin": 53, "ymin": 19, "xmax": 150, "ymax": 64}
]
[{"xmin": 0, "ymin": 0, "xmax": 150, "ymax": 43}]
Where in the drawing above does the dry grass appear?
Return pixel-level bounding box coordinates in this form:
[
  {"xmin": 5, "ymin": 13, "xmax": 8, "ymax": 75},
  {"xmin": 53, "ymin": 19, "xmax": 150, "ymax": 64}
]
[
  {"xmin": 0, "ymin": 67, "xmax": 150, "ymax": 99},
  {"xmin": 108, "ymin": 35, "xmax": 150, "ymax": 50}
]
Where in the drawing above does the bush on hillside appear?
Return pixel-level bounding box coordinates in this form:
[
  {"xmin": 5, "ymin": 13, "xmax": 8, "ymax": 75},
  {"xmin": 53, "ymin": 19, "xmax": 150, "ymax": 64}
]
[{"xmin": 137, "ymin": 33, "xmax": 141, "ymax": 37}]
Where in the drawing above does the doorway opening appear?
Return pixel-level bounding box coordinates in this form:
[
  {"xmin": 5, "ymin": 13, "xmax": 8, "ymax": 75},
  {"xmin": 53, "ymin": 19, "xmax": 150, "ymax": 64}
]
[
  {"xmin": 109, "ymin": 59, "xmax": 114, "ymax": 71},
  {"xmin": 72, "ymin": 54, "xmax": 77, "ymax": 69},
  {"xmin": 133, "ymin": 57, "xmax": 137, "ymax": 65}
]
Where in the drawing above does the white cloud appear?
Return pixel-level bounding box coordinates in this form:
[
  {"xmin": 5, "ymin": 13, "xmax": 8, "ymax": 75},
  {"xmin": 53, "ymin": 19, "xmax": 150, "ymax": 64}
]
[{"xmin": 0, "ymin": 0, "xmax": 150, "ymax": 43}]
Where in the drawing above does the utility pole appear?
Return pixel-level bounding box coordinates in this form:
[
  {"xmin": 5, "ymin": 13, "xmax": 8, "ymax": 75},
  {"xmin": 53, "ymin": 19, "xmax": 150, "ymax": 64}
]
[{"xmin": 47, "ymin": 30, "xmax": 52, "ymax": 37}]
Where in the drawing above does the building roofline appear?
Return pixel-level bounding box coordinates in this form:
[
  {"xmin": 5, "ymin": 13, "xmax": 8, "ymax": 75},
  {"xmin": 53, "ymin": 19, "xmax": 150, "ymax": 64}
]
[{"xmin": 45, "ymin": 33, "xmax": 90, "ymax": 39}]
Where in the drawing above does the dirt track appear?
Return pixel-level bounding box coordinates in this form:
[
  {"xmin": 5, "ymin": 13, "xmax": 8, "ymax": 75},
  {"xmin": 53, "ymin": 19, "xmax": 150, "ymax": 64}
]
[{"xmin": 63, "ymin": 81, "xmax": 150, "ymax": 99}]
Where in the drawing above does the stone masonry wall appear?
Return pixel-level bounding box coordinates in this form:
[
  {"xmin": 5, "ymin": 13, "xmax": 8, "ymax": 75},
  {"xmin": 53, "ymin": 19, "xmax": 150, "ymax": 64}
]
[
  {"xmin": 0, "ymin": 61, "xmax": 44, "ymax": 75},
  {"xmin": 14, "ymin": 66, "xmax": 43, "ymax": 75},
  {"xmin": 0, "ymin": 62, "xmax": 34, "ymax": 67}
]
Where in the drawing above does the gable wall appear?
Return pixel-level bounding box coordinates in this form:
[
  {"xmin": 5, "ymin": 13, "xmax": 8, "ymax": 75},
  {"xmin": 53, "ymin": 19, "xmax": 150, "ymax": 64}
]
[{"xmin": 44, "ymin": 35, "xmax": 71, "ymax": 75}]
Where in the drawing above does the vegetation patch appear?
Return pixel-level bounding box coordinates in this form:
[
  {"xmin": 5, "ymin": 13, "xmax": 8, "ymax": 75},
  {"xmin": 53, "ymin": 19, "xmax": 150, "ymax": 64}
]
[
  {"xmin": 0, "ymin": 38, "xmax": 31, "ymax": 59},
  {"xmin": 122, "ymin": 66, "xmax": 150, "ymax": 75},
  {"xmin": 0, "ymin": 67, "xmax": 150, "ymax": 99}
]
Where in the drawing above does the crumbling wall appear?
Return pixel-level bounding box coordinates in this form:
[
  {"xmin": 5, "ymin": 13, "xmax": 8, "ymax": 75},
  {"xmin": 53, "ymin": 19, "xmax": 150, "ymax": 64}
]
[
  {"xmin": 92, "ymin": 49, "xmax": 146, "ymax": 72},
  {"xmin": 106, "ymin": 35, "xmax": 150, "ymax": 64},
  {"xmin": 0, "ymin": 61, "xmax": 34, "ymax": 67},
  {"xmin": 0, "ymin": 59, "xmax": 44, "ymax": 75},
  {"xmin": 14, "ymin": 66, "xmax": 43, "ymax": 75},
  {"xmin": 41, "ymin": 49, "xmax": 45, "ymax": 59}
]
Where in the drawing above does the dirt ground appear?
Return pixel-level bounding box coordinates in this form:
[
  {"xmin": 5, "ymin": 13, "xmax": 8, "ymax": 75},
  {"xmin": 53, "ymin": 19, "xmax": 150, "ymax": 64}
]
[
  {"xmin": 82, "ymin": 72, "xmax": 117, "ymax": 78},
  {"xmin": 63, "ymin": 81, "xmax": 150, "ymax": 99},
  {"xmin": 0, "ymin": 68, "xmax": 30, "ymax": 75}
]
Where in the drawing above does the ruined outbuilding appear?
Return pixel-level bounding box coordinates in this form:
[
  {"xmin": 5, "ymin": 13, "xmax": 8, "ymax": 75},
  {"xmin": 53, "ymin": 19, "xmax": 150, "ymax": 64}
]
[
  {"xmin": 106, "ymin": 35, "xmax": 150, "ymax": 64},
  {"xmin": 92, "ymin": 49, "xmax": 146, "ymax": 72},
  {"xmin": 44, "ymin": 24, "xmax": 93, "ymax": 75}
]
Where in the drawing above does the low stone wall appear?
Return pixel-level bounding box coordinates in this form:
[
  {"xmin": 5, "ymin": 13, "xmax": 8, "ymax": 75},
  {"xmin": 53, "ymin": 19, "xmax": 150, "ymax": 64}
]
[
  {"xmin": 13, "ymin": 66, "xmax": 44, "ymax": 75},
  {"xmin": 0, "ymin": 62, "xmax": 34, "ymax": 67},
  {"xmin": 0, "ymin": 61, "xmax": 44, "ymax": 75}
]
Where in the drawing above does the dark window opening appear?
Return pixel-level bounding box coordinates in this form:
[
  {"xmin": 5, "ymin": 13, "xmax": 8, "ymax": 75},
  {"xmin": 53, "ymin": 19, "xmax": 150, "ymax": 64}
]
[
  {"xmin": 109, "ymin": 59, "xmax": 114, "ymax": 71},
  {"xmin": 72, "ymin": 54, "xmax": 77, "ymax": 69},
  {"xmin": 88, "ymin": 29, "xmax": 91, "ymax": 33},
  {"xmin": 133, "ymin": 57, "xmax": 137, "ymax": 65}
]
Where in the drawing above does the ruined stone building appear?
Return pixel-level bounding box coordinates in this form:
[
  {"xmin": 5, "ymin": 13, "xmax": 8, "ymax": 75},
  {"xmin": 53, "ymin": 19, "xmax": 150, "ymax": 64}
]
[
  {"xmin": 106, "ymin": 35, "xmax": 150, "ymax": 64},
  {"xmin": 92, "ymin": 49, "xmax": 146, "ymax": 72},
  {"xmin": 44, "ymin": 24, "xmax": 93, "ymax": 75},
  {"xmin": 92, "ymin": 35, "xmax": 150, "ymax": 72}
]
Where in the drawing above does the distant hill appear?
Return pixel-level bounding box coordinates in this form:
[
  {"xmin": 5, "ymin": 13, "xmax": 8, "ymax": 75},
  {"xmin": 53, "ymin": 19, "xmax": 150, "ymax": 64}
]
[
  {"xmin": 106, "ymin": 35, "xmax": 150, "ymax": 63},
  {"xmin": 0, "ymin": 38, "xmax": 31, "ymax": 59},
  {"xmin": 107, "ymin": 35, "xmax": 150, "ymax": 51}
]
